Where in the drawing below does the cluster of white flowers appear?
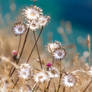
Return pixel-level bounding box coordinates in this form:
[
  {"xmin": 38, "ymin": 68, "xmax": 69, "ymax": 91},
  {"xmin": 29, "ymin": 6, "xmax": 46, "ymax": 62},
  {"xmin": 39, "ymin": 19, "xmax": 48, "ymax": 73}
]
[
  {"xmin": 18, "ymin": 63, "xmax": 31, "ymax": 79},
  {"xmin": 23, "ymin": 5, "xmax": 50, "ymax": 31},
  {"xmin": 62, "ymin": 73, "xmax": 76, "ymax": 87},
  {"xmin": 13, "ymin": 22, "xmax": 26, "ymax": 35}
]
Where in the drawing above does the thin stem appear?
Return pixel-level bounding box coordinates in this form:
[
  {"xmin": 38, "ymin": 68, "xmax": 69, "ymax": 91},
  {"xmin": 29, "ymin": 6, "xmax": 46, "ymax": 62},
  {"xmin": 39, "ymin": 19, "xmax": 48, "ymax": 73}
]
[
  {"xmin": 9, "ymin": 35, "xmax": 21, "ymax": 76},
  {"xmin": 33, "ymin": 31, "xmax": 42, "ymax": 69},
  {"xmin": 57, "ymin": 61, "xmax": 62, "ymax": 92},
  {"xmin": 9, "ymin": 28, "xmax": 29, "ymax": 77},
  {"xmin": 46, "ymin": 79, "xmax": 51, "ymax": 92},
  {"xmin": 17, "ymin": 35, "xmax": 21, "ymax": 53},
  {"xmin": 26, "ymin": 28, "xmax": 43, "ymax": 63},
  {"xmin": 83, "ymin": 80, "xmax": 92, "ymax": 92},
  {"xmin": 13, "ymin": 78, "xmax": 19, "ymax": 88},
  {"xmin": 63, "ymin": 86, "xmax": 65, "ymax": 92},
  {"xmin": 31, "ymin": 82, "xmax": 38, "ymax": 92}
]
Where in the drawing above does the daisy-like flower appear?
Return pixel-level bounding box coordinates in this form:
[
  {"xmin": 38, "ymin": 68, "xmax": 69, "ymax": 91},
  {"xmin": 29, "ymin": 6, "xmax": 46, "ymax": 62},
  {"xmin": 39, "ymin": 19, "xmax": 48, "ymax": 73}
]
[
  {"xmin": 27, "ymin": 20, "xmax": 39, "ymax": 31},
  {"xmin": 53, "ymin": 48, "xmax": 66, "ymax": 60},
  {"xmin": 62, "ymin": 73, "xmax": 76, "ymax": 87},
  {"xmin": 39, "ymin": 15, "xmax": 50, "ymax": 27},
  {"xmin": 34, "ymin": 71, "xmax": 49, "ymax": 83},
  {"xmin": 23, "ymin": 5, "xmax": 42, "ymax": 20},
  {"xmin": 18, "ymin": 63, "xmax": 31, "ymax": 79},
  {"xmin": 47, "ymin": 41, "xmax": 62, "ymax": 53},
  {"xmin": 46, "ymin": 67, "xmax": 59, "ymax": 78},
  {"xmin": 13, "ymin": 22, "xmax": 26, "ymax": 35}
]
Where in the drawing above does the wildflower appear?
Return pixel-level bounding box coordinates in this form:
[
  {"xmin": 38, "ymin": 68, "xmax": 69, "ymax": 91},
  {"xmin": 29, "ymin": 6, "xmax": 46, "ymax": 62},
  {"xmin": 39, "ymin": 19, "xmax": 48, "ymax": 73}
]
[
  {"xmin": 62, "ymin": 73, "xmax": 76, "ymax": 87},
  {"xmin": 47, "ymin": 41, "xmax": 62, "ymax": 53},
  {"xmin": 27, "ymin": 20, "xmax": 39, "ymax": 31},
  {"xmin": 13, "ymin": 22, "xmax": 26, "ymax": 35},
  {"xmin": 23, "ymin": 5, "xmax": 42, "ymax": 21},
  {"xmin": 18, "ymin": 63, "xmax": 31, "ymax": 79},
  {"xmin": 39, "ymin": 15, "xmax": 50, "ymax": 27},
  {"xmin": 34, "ymin": 71, "xmax": 49, "ymax": 83},
  {"xmin": 12, "ymin": 50, "xmax": 19, "ymax": 60},
  {"xmin": 46, "ymin": 63, "xmax": 52, "ymax": 68},
  {"xmin": 53, "ymin": 48, "xmax": 66, "ymax": 60},
  {"xmin": 46, "ymin": 67, "xmax": 59, "ymax": 78}
]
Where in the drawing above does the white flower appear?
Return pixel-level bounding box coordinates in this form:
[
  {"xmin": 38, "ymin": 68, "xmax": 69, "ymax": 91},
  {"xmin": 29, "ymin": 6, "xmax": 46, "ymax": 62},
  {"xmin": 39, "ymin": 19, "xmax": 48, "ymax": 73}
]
[
  {"xmin": 18, "ymin": 63, "xmax": 31, "ymax": 79},
  {"xmin": 13, "ymin": 22, "xmax": 26, "ymax": 35},
  {"xmin": 39, "ymin": 15, "xmax": 50, "ymax": 27},
  {"xmin": 62, "ymin": 73, "xmax": 76, "ymax": 87},
  {"xmin": 23, "ymin": 6, "xmax": 42, "ymax": 20},
  {"xmin": 34, "ymin": 71, "xmax": 49, "ymax": 83},
  {"xmin": 27, "ymin": 20, "xmax": 39, "ymax": 31},
  {"xmin": 47, "ymin": 41, "xmax": 62, "ymax": 53},
  {"xmin": 53, "ymin": 48, "xmax": 66, "ymax": 60},
  {"xmin": 47, "ymin": 67, "xmax": 59, "ymax": 78}
]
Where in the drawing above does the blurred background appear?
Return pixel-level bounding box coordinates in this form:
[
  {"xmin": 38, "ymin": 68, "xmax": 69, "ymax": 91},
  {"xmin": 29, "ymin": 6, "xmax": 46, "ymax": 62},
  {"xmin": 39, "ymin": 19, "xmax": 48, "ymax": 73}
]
[{"xmin": 0, "ymin": 0, "xmax": 92, "ymax": 56}]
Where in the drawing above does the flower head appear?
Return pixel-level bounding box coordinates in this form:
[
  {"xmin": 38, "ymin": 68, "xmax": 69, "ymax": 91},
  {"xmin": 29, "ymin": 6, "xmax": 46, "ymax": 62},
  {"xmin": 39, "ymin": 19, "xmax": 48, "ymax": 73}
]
[
  {"xmin": 47, "ymin": 67, "xmax": 59, "ymax": 78},
  {"xmin": 53, "ymin": 48, "xmax": 66, "ymax": 60},
  {"xmin": 27, "ymin": 20, "xmax": 39, "ymax": 31},
  {"xmin": 13, "ymin": 22, "xmax": 26, "ymax": 35},
  {"xmin": 23, "ymin": 5, "xmax": 42, "ymax": 21},
  {"xmin": 62, "ymin": 73, "xmax": 76, "ymax": 87},
  {"xmin": 47, "ymin": 41, "xmax": 62, "ymax": 53},
  {"xmin": 39, "ymin": 15, "xmax": 50, "ymax": 27},
  {"xmin": 18, "ymin": 63, "xmax": 31, "ymax": 79},
  {"xmin": 34, "ymin": 71, "xmax": 49, "ymax": 83}
]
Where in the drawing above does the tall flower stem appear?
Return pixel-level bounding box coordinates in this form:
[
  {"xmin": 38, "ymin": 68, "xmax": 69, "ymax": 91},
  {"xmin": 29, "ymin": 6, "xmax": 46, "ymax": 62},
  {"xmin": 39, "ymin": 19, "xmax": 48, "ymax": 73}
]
[
  {"xmin": 9, "ymin": 28, "xmax": 29, "ymax": 77},
  {"xmin": 33, "ymin": 31, "xmax": 43, "ymax": 69},
  {"xmin": 9, "ymin": 35, "xmax": 21, "ymax": 76},
  {"xmin": 83, "ymin": 80, "xmax": 92, "ymax": 92},
  {"xmin": 17, "ymin": 35, "xmax": 21, "ymax": 53},
  {"xmin": 57, "ymin": 61, "xmax": 62, "ymax": 92},
  {"xmin": 26, "ymin": 28, "xmax": 43, "ymax": 63},
  {"xmin": 13, "ymin": 78, "xmax": 19, "ymax": 88}
]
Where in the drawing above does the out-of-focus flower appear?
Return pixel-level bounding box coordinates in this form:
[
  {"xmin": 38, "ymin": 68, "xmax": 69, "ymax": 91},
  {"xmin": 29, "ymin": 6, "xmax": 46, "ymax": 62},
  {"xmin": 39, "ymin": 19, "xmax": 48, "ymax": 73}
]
[
  {"xmin": 23, "ymin": 6, "xmax": 42, "ymax": 21},
  {"xmin": 46, "ymin": 63, "xmax": 52, "ymax": 68},
  {"xmin": 39, "ymin": 15, "xmax": 50, "ymax": 27},
  {"xmin": 12, "ymin": 50, "xmax": 17, "ymax": 56},
  {"xmin": 13, "ymin": 22, "xmax": 26, "ymax": 36},
  {"xmin": 47, "ymin": 67, "xmax": 59, "ymax": 78},
  {"xmin": 18, "ymin": 63, "xmax": 31, "ymax": 79},
  {"xmin": 53, "ymin": 48, "xmax": 66, "ymax": 60},
  {"xmin": 34, "ymin": 71, "xmax": 49, "ymax": 83},
  {"xmin": 47, "ymin": 41, "xmax": 62, "ymax": 54},
  {"xmin": 62, "ymin": 73, "xmax": 76, "ymax": 87},
  {"xmin": 27, "ymin": 20, "xmax": 39, "ymax": 31}
]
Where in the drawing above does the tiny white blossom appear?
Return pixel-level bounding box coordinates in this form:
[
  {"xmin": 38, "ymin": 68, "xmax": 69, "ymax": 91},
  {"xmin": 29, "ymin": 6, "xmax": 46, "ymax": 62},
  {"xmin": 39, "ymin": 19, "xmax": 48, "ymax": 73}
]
[
  {"xmin": 34, "ymin": 71, "xmax": 49, "ymax": 83},
  {"xmin": 47, "ymin": 41, "xmax": 62, "ymax": 53},
  {"xmin": 62, "ymin": 73, "xmax": 76, "ymax": 87},
  {"xmin": 53, "ymin": 48, "xmax": 66, "ymax": 60},
  {"xmin": 18, "ymin": 63, "xmax": 31, "ymax": 79},
  {"xmin": 13, "ymin": 22, "xmax": 26, "ymax": 35},
  {"xmin": 47, "ymin": 67, "xmax": 59, "ymax": 78}
]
